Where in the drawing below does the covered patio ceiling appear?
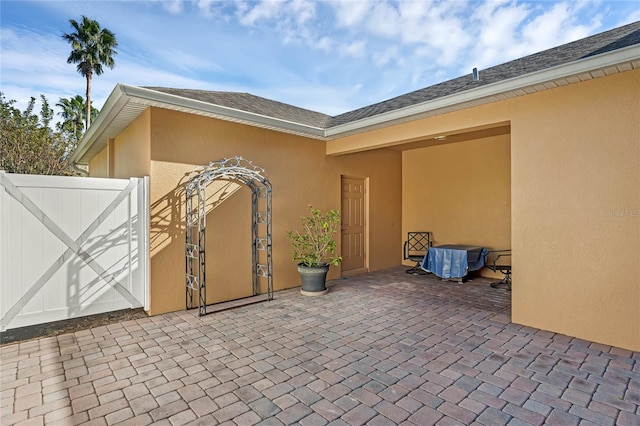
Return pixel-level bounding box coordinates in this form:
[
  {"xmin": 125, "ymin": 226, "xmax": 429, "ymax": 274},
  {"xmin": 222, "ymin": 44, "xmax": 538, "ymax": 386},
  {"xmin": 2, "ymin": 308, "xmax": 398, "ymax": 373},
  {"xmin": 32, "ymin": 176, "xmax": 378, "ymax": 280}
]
[{"xmin": 386, "ymin": 123, "xmax": 511, "ymax": 152}]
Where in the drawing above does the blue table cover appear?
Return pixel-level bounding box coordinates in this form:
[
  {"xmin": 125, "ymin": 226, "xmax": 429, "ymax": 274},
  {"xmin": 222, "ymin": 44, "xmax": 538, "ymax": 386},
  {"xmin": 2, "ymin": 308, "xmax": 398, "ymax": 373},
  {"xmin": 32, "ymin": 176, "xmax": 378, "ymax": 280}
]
[{"xmin": 421, "ymin": 245, "xmax": 488, "ymax": 280}]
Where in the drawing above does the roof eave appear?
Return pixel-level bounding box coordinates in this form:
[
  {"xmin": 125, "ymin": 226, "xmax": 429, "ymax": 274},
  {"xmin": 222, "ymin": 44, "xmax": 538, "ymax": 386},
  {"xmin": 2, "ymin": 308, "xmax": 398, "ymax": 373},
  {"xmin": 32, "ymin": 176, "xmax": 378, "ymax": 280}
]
[
  {"xmin": 325, "ymin": 44, "xmax": 640, "ymax": 139},
  {"xmin": 72, "ymin": 84, "xmax": 328, "ymax": 165},
  {"xmin": 72, "ymin": 43, "xmax": 640, "ymax": 165},
  {"xmin": 119, "ymin": 85, "xmax": 327, "ymax": 138},
  {"xmin": 71, "ymin": 84, "xmax": 130, "ymax": 164}
]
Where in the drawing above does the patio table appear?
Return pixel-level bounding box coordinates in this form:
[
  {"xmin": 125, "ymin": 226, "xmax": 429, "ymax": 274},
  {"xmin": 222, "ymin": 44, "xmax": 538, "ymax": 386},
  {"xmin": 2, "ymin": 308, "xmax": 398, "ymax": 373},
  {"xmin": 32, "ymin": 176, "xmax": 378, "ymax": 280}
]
[{"xmin": 421, "ymin": 244, "xmax": 488, "ymax": 282}]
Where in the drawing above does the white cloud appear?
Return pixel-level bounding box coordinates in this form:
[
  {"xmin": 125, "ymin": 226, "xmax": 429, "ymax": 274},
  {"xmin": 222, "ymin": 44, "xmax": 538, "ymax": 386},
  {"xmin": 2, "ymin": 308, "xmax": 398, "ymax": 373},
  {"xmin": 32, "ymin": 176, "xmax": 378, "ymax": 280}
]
[
  {"xmin": 0, "ymin": 28, "xmax": 84, "ymax": 104},
  {"xmin": 332, "ymin": 1, "xmax": 373, "ymax": 28},
  {"xmin": 365, "ymin": 2, "xmax": 401, "ymax": 38},
  {"xmin": 339, "ymin": 40, "xmax": 368, "ymax": 58},
  {"xmin": 372, "ymin": 45, "xmax": 400, "ymax": 67},
  {"xmin": 196, "ymin": 0, "xmax": 221, "ymax": 18},
  {"xmin": 312, "ymin": 35, "xmax": 334, "ymax": 52},
  {"xmin": 290, "ymin": 0, "xmax": 316, "ymax": 25},
  {"xmin": 267, "ymin": 83, "xmax": 365, "ymax": 115},
  {"xmin": 237, "ymin": 1, "xmax": 284, "ymax": 26},
  {"xmin": 1, "ymin": 25, "xmax": 225, "ymax": 117},
  {"xmin": 1, "ymin": 28, "xmax": 69, "ymax": 74},
  {"xmin": 329, "ymin": 1, "xmax": 474, "ymax": 67},
  {"xmin": 473, "ymin": 1, "xmax": 530, "ymax": 47},
  {"xmin": 2, "ymin": 0, "xmax": 633, "ymax": 122},
  {"xmin": 234, "ymin": 0, "xmax": 321, "ymax": 52},
  {"xmin": 465, "ymin": 0, "xmax": 532, "ymax": 70},
  {"xmin": 162, "ymin": 0, "xmax": 184, "ymax": 14},
  {"xmin": 624, "ymin": 10, "xmax": 640, "ymax": 24},
  {"xmin": 521, "ymin": 2, "xmax": 601, "ymax": 53},
  {"xmin": 456, "ymin": 0, "xmax": 605, "ymax": 75}
]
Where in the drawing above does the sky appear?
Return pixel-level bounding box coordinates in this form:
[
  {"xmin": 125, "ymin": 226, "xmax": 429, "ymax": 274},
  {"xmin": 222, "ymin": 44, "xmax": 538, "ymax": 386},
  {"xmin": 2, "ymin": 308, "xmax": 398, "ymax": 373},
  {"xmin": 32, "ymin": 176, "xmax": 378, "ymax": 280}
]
[{"xmin": 1, "ymin": 0, "xmax": 639, "ymax": 122}]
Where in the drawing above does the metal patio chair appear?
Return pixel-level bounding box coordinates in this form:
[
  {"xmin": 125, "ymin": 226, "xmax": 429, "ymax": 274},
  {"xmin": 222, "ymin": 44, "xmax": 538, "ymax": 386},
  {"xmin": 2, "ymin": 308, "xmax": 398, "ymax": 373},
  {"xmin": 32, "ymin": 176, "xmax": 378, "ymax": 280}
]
[
  {"xmin": 403, "ymin": 231, "xmax": 432, "ymax": 274},
  {"xmin": 485, "ymin": 249, "xmax": 512, "ymax": 290}
]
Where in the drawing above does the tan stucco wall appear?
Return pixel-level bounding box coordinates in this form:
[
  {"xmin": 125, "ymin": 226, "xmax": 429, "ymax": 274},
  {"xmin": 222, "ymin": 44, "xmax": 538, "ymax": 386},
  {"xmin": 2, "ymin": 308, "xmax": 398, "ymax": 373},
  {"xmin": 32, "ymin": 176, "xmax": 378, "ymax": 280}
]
[
  {"xmin": 509, "ymin": 71, "xmax": 639, "ymax": 352},
  {"xmin": 331, "ymin": 150, "xmax": 403, "ymax": 271},
  {"xmin": 146, "ymin": 107, "xmax": 402, "ymax": 315},
  {"xmin": 402, "ymin": 134, "xmax": 511, "ymax": 279},
  {"xmin": 87, "ymin": 69, "xmax": 638, "ymax": 351},
  {"xmin": 112, "ymin": 110, "xmax": 151, "ymax": 178},
  {"xmin": 88, "ymin": 146, "xmax": 109, "ymax": 178},
  {"xmin": 88, "ymin": 110, "xmax": 151, "ymax": 178},
  {"xmin": 331, "ymin": 70, "xmax": 639, "ymax": 351}
]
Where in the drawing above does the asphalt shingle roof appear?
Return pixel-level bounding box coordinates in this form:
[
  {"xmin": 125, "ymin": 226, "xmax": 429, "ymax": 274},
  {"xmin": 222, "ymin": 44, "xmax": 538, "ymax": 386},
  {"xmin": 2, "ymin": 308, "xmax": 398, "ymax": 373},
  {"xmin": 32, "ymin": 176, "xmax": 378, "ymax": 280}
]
[
  {"xmin": 145, "ymin": 21, "xmax": 640, "ymax": 130},
  {"xmin": 142, "ymin": 88, "xmax": 332, "ymax": 128}
]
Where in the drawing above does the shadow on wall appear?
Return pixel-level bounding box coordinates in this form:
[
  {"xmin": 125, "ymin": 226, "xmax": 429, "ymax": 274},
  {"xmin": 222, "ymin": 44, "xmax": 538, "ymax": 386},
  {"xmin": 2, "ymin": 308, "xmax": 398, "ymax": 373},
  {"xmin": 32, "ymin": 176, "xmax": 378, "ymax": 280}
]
[
  {"xmin": 150, "ymin": 174, "xmax": 243, "ymax": 257},
  {"xmin": 150, "ymin": 173, "xmax": 188, "ymax": 257},
  {"xmin": 148, "ymin": 170, "xmax": 254, "ymax": 308}
]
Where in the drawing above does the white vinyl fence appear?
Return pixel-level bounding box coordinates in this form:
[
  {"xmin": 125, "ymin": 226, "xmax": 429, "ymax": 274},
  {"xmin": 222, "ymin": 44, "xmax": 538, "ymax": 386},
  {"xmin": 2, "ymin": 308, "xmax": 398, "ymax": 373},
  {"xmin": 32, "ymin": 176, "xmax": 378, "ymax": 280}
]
[{"xmin": 0, "ymin": 172, "xmax": 149, "ymax": 331}]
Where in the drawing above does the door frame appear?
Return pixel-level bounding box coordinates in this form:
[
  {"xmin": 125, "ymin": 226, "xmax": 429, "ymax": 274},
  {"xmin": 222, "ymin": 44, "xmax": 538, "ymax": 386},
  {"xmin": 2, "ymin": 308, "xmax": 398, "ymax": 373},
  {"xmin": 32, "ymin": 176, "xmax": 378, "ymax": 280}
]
[{"xmin": 340, "ymin": 175, "xmax": 369, "ymax": 276}]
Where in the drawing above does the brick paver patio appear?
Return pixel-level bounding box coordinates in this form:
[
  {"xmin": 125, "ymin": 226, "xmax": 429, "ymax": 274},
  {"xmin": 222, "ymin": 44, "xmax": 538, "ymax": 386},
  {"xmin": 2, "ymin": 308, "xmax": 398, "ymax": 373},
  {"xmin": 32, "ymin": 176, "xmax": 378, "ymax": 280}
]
[{"xmin": 1, "ymin": 267, "xmax": 639, "ymax": 425}]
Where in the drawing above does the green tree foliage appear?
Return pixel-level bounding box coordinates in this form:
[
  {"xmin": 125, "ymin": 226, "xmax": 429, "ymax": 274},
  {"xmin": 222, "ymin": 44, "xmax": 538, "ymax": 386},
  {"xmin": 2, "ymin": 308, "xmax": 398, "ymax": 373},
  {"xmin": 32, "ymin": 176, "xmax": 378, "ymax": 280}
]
[
  {"xmin": 63, "ymin": 16, "xmax": 117, "ymax": 129},
  {"xmin": 56, "ymin": 95, "xmax": 97, "ymax": 144},
  {"xmin": 0, "ymin": 93, "xmax": 77, "ymax": 175}
]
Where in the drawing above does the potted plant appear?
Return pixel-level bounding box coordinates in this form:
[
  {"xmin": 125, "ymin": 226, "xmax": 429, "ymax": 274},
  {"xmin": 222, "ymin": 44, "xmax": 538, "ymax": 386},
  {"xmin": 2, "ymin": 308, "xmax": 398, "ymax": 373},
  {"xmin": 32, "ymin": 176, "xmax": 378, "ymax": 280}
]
[{"xmin": 287, "ymin": 205, "xmax": 342, "ymax": 295}]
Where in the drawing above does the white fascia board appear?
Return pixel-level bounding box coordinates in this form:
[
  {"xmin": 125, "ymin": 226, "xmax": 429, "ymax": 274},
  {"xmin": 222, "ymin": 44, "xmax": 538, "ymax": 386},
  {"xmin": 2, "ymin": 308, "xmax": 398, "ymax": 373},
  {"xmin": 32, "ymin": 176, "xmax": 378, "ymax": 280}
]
[
  {"xmin": 119, "ymin": 85, "xmax": 326, "ymax": 138},
  {"xmin": 325, "ymin": 45, "xmax": 640, "ymax": 137}
]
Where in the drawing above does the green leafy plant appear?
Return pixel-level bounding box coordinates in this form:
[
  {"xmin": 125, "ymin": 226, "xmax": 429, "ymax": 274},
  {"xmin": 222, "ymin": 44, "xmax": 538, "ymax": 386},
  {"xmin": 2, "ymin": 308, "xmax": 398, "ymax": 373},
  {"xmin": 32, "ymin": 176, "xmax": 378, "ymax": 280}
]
[
  {"xmin": 287, "ymin": 206, "xmax": 343, "ymax": 267},
  {"xmin": 0, "ymin": 93, "xmax": 78, "ymax": 175}
]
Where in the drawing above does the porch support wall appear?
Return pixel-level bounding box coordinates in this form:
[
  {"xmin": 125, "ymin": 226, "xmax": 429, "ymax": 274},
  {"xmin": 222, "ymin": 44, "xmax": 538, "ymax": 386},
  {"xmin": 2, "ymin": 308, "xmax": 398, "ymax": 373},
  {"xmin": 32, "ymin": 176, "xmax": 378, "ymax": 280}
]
[
  {"xmin": 333, "ymin": 69, "xmax": 640, "ymax": 351},
  {"xmin": 509, "ymin": 70, "xmax": 639, "ymax": 351}
]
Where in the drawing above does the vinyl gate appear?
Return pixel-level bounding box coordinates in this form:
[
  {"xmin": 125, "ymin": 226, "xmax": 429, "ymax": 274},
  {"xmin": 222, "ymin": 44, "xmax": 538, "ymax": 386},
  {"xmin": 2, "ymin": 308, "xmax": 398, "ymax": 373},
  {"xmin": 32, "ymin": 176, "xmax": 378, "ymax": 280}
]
[{"xmin": 0, "ymin": 172, "xmax": 149, "ymax": 331}]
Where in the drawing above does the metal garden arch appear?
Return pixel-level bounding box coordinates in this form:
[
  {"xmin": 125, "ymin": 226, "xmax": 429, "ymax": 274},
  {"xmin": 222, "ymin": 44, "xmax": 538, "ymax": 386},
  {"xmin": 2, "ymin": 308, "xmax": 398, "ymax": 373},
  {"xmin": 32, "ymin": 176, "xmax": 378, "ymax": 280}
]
[{"xmin": 185, "ymin": 157, "xmax": 273, "ymax": 316}]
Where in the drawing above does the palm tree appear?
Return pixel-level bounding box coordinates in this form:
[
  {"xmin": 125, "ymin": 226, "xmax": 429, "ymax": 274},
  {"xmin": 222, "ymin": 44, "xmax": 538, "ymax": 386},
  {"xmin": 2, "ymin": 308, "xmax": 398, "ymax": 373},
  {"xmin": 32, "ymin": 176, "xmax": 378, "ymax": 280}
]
[
  {"xmin": 63, "ymin": 16, "xmax": 117, "ymax": 129},
  {"xmin": 56, "ymin": 95, "xmax": 87, "ymax": 143}
]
